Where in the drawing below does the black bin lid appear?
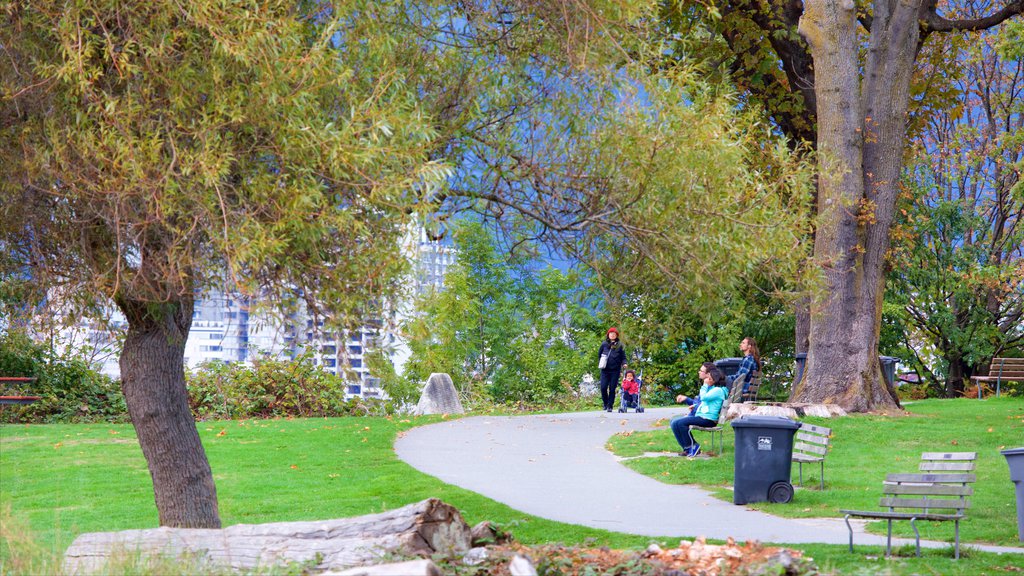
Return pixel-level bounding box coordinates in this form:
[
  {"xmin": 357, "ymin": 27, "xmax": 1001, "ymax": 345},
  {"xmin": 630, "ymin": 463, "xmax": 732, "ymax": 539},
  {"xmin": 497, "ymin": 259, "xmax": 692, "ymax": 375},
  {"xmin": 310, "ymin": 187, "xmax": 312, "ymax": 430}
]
[
  {"xmin": 730, "ymin": 416, "xmax": 802, "ymax": 430},
  {"xmin": 1001, "ymin": 447, "xmax": 1024, "ymax": 456}
]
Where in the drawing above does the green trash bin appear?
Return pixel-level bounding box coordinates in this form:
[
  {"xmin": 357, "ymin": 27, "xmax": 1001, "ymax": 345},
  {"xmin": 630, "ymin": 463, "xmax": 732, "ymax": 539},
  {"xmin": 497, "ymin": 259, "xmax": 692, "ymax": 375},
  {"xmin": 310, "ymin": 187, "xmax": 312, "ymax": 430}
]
[{"xmin": 731, "ymin": 416, "xmax": 802, "ymax": 505}]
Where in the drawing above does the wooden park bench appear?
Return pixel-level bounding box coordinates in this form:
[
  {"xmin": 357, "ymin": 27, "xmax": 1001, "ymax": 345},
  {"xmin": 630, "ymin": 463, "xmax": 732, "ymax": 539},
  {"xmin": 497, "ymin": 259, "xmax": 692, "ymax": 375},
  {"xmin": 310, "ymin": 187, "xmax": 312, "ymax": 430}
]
[
  {"xmin": 792, "ymin": 423, "xmax": 832, "ymax": 490},
  {"xmin": 740, "ymin": 371, "xmax": 763, "ymax": 403},
  {"xmin": 840, "ymin": 452, "xmax": 976, "ymax": 559},
  {"xmin": 970, "ymin": 357, "xmax": 1024, "ymax": 398},
  {"xmin": 0, "ymin": 377, "xmax": 40, "ymax": 406}
]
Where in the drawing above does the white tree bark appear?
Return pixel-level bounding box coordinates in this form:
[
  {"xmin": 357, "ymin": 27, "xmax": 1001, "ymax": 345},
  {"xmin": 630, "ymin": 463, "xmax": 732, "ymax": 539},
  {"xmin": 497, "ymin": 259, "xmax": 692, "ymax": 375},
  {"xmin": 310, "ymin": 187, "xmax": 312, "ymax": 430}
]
[{"xmin": 63, "ymin": 498, "xmax": 471, "ymax": 575}]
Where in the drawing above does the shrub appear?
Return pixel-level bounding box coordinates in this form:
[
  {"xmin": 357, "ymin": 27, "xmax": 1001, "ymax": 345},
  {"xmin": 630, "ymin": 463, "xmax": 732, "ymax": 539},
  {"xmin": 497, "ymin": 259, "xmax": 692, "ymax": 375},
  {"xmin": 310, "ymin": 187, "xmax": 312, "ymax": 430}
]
[
  {"xmin": 0, "ymin": 330, "xmax": 127, "ymax": 423},
  {"xmin": 186, "ymin": 352, "xmax": 371, "ymax": 419}
]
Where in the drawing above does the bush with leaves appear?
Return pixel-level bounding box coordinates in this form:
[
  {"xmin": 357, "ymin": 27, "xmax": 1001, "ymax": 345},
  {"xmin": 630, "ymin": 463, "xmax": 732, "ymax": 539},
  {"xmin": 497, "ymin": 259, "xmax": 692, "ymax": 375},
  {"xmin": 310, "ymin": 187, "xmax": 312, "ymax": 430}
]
[
  {"xmin": 186, "ymin": 352, "xmax": 369, "ymax": 420},
  {"xmin": 0, "ymin": 330, "xmax": 126, "ymax": 423}
]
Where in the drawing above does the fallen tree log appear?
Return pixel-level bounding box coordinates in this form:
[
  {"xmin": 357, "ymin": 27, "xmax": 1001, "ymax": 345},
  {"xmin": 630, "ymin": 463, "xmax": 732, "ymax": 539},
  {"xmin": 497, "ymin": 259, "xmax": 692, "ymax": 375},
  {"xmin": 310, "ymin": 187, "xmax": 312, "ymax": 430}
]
[
  {"xmin": 64, "ymin": 498, "xmax": 471, "ymax": 575},
  {"xmin": 726, "ymin": 402, "xmax": 847, "ymax": 420}
]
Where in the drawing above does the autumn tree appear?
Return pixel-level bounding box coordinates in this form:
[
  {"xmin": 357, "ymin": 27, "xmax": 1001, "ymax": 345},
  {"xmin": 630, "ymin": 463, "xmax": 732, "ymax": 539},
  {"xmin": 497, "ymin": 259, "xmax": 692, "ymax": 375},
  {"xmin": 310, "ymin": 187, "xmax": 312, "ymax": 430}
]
[
  {"xmin": 887, "ymin": 16, "xmax": 1023, "ymax": 396},
  {"xmin": 658, "ymin": 0, "xmax": 1023, "ymax": 410},
  {"xmin": 0, "ymin": 1, "xmax": 442, "ymax": 527},
  {"xmin": 787, "ymin": 0, "xmax": 1024, "ymax": 410}
]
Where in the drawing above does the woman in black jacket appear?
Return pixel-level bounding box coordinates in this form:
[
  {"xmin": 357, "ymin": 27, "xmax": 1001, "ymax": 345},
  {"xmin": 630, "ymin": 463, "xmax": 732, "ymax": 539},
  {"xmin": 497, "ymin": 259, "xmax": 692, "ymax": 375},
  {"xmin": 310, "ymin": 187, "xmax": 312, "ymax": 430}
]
[{"xmin": 597, "ymin": 327, "xmax": 626, "ymax": 412}]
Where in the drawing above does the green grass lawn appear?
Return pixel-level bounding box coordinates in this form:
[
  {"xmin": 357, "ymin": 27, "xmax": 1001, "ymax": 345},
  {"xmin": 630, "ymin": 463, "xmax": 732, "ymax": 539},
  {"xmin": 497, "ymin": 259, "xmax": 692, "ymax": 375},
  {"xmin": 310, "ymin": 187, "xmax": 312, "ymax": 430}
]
[
  {"xmin": 607, "ymin": 396, "xmax": 1024, "ymax": 547},
  {"xmin": 2, "ymin": 399, "xmax": 1023, "ymax": 575}
]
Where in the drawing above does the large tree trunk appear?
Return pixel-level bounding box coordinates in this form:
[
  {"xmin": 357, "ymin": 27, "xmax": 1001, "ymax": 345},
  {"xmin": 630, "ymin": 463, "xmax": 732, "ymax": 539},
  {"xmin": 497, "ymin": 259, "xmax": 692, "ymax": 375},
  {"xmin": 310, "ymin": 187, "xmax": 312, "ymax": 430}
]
[
  {"xmin": 946, "ymin": 352, "xmax": 967, "ymax": 398},
  {"xmin": 116, "ymin": 294, "xmax": 221, "ymax": 528},
  {"xmin": 792, "ymin": 0, "xmax": 918, "ymax": 412}
]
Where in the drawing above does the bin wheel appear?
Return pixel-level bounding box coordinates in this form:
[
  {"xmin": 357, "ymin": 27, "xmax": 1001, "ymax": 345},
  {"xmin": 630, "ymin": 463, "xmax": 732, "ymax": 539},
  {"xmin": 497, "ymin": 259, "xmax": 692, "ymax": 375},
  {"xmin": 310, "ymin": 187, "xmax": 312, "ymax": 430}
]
[
  {"xmin": 768, "ymin": 481, "xmax": 794, "ymax": 504},
  {"xmin": 618, "ymin": 408, "xmax": 626, "ymax": 413},
  {"xmin": 637, "ymin": 407, "xmax": 644, "ymax": 413}
]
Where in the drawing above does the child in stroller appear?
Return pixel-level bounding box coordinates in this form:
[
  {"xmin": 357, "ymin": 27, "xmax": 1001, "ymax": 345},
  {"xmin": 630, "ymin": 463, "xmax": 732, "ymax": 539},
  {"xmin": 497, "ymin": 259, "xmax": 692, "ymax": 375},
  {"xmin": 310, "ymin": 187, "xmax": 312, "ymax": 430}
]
[{"xmin": 618, "ymin": 370, "xmax": 644, "ymax": 413}]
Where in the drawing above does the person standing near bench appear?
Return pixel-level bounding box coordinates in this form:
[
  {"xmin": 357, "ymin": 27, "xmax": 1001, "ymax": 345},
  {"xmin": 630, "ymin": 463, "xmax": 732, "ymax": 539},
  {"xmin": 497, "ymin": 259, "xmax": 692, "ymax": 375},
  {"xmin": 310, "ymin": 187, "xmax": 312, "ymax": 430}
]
[
  {"xmin": 672, "ymin": 363, "xmax": 728, "ymax": 457},
  {"xmin": 597, "ymin": 327, "xmax": 626, "ymax": 412}
]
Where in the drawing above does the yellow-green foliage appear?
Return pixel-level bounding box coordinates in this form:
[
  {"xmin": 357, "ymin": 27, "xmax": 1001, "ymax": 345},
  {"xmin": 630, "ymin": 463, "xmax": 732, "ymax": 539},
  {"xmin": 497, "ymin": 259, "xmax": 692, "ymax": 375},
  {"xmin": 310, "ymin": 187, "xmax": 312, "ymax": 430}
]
[{"xmin": 0, "ymin": 0, "xmax": 446, "ymax": 324}]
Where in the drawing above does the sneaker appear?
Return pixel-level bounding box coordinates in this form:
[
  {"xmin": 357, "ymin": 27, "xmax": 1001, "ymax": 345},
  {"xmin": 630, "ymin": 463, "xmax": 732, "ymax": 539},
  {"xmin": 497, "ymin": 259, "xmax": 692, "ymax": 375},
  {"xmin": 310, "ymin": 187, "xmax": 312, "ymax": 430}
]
[{"xmin": 687, "ymin": 444, "xmax": 702, "ymax": 458}]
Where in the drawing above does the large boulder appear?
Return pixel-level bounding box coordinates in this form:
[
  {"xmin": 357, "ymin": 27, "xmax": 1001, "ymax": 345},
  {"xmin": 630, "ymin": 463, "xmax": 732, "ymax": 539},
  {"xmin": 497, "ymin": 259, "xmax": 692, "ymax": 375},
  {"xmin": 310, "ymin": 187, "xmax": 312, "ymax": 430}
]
[{"xmin": 414, "ymin": 373, "xmax": 464, "ymax": 415}]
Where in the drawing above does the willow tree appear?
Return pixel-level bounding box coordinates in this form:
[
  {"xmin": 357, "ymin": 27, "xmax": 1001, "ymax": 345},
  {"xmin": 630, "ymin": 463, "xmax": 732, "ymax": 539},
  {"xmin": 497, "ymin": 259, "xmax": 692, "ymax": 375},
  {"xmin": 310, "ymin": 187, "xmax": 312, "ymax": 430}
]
[{"xmin": 0, "ymin": 1, "xmax": 440, "ymax": 527}]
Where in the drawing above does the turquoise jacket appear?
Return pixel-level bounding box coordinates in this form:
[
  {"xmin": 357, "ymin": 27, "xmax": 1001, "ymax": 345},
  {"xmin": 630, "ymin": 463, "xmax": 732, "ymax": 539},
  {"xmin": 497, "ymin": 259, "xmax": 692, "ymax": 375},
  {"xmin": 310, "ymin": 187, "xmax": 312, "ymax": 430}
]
[{"xmin": 695, "ymin": 384, "xmax": 728, "ymax": 421}]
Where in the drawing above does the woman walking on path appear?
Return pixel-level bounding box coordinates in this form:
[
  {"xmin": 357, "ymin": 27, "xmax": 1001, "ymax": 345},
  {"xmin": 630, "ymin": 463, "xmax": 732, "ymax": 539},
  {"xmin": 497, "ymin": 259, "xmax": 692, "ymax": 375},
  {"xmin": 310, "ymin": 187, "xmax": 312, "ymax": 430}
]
[
  {"xmin": 597, "ymin": 327, "xmax": 626, "ymax": 412},
  {"xmin": 671, "ymin": 363, "xmax": 728, "ymax": 457}
]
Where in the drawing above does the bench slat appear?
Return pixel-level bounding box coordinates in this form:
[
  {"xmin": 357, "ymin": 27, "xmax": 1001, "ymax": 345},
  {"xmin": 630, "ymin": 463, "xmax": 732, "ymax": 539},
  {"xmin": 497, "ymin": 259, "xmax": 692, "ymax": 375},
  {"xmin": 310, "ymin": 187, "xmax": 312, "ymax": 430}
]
[
  {"xmin": 794, "ymin": 441, "xmax": 828, "ymax": 455},
  {"xmin": 919, "ymin": 452, "xmax": 977, "ymax": 461},
  {"xmin": 793, "ymin": 454, "xmax": 824, "ymax": 463},
  {"xmin": 878, "ymin": 497, "xmax": 970, "ymax": 510},
  {"xmin": 921, "ymin": 461, "xmax": 976, "ymax": 471},
  {"xmin": 841, "ymin": 510, "xmax": 964, "ymax": 521},
  {"xmin": 884, "ymin": 484, "xmax": 973, "ymax": 496},
  {"xmin": 794, "ymin": 432, "xmax": 829, "ymax": 446},
  {"xmin": 799, "ymin": 423, "xmax": 832, "ymax": 436},
  {"xmin": 885, "ymin": 473, "xmax": 976, "ymax": 483}
]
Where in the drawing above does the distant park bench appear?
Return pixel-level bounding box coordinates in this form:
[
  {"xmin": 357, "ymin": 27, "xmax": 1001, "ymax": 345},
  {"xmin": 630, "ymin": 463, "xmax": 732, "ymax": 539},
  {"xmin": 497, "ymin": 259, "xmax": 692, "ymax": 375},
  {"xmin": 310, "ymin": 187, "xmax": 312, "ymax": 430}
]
[
  {"xmin": 0, "ymin": 377, "xmax": 40, "ymax": 406},
  {"xmin": 840, "ymin": 452, "xmax": 977, "ymax": 559},
  {"xmin": 792, "ymin": 423, "xmax": 832, "ymax": 490},
  {"xmin": 971, "ymin": 357, "xmax": 1024, "ymax": 398}
]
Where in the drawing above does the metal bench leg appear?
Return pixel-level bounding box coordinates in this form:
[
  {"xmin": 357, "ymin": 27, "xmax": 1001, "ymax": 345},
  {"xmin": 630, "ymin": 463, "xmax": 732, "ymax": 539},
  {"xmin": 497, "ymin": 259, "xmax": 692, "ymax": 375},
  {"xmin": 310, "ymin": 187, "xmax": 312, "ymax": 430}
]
[
  {"xmin": 844, "ymin": 514, "xmax": 854, "ymax": 553},
  {"xmin": 910, "ymin": 517, "xmax": 920, "ymax": 558},
  {"xmin": 797, "ymin": 462, "xmax": 803, "ymax": 485},
  {"xmin": 819, "ymin": 461, "xmax": 824, "ymax": 490},
  {"xmin": 886, "ymin": 518, "xmax": 893, "ymax": 556},
  {"xmin": 955, "ymin": 519, "xmax": 960, "ymax": 559}
]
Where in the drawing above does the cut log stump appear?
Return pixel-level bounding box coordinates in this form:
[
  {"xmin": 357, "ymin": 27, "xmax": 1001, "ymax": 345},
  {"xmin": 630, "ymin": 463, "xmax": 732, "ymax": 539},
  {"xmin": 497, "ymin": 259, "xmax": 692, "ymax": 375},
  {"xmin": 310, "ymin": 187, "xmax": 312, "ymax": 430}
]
[{"xmin": 63, "ymin": 498, "xmax": 470, "ymax": 575}]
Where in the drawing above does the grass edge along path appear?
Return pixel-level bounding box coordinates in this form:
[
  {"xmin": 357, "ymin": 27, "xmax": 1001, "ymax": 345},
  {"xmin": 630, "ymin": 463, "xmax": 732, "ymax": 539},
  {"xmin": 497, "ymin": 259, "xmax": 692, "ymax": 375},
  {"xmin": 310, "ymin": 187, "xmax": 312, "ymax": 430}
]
[
  {"xmin": 607, "ymin": 397, "xmax": 1024, "ymax": 547},
  {"xmin": 0, "ymin": 402, "xmax": 1018, "ymax": 575}
]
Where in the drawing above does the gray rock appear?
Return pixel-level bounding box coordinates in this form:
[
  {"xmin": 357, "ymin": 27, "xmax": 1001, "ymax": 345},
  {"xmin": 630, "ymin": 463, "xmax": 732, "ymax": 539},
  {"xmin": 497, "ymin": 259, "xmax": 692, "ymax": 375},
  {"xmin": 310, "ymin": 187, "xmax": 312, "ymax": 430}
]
[
  {"xmin": 414, "ymin": 373, "xmax": 464, "ymax": 415},
  {"xmin": 509, "ymin": 554, "xmax": 537, "ymax": 576},
  {"xmin": 462, "ymin": 547, "xmax": 489, "ymax": 566}
]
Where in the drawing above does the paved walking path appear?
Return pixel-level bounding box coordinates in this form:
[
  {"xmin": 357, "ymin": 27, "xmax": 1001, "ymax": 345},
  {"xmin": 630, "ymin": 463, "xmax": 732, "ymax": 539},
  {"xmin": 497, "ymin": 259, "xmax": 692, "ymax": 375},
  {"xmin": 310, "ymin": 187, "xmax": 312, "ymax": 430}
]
[{"xmin": 394, "ymin": 407, "xmax": 1024, "ymax": 554}]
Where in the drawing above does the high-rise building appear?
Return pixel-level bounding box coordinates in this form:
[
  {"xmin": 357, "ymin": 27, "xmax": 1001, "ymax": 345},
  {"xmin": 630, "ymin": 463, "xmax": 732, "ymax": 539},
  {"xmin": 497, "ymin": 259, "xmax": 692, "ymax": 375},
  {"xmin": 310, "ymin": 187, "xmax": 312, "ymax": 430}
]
[{"xmin": 46, "ymin": 225, "xmax": 455, "ymax": 398}]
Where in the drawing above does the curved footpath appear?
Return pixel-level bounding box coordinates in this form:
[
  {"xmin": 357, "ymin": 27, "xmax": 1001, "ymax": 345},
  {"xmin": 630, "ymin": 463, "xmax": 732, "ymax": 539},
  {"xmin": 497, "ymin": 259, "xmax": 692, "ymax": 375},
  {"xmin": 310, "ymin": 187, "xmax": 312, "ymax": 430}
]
[{"xmin": 394, "ymin": 407, "xmax": 1024, "ymax": 554}]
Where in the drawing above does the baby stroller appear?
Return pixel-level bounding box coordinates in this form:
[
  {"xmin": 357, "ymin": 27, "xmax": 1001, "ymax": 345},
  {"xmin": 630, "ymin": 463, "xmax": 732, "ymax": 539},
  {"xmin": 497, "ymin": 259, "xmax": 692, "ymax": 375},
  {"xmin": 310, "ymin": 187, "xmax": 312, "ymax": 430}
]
[{"xmin": 618, "ymin": 372, "xmax": 645, "ymax": 413}]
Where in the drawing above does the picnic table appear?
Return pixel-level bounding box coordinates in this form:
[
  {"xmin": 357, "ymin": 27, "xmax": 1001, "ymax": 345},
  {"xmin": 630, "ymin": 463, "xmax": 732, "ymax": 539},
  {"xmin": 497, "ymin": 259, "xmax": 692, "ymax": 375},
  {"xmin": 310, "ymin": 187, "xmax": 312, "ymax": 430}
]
[{"xmin": 0, "ymin": 377, "xmax": 40, "ymax": 405}]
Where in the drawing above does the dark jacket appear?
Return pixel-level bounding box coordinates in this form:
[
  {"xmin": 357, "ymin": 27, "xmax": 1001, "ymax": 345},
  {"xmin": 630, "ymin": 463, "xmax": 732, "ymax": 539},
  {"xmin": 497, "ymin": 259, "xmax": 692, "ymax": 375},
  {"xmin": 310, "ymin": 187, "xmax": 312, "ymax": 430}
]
[{"xmin": 599, "ymin": 340, "xmax": 626, "ymax": 371}]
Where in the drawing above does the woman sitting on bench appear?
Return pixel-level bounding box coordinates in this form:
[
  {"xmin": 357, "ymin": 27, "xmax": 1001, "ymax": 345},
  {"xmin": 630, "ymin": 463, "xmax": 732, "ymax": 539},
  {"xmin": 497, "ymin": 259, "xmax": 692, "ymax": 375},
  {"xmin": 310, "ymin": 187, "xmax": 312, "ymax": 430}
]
[{"xmin": 671, "ymin": 363, "xmax": 728, "ymax": 458}]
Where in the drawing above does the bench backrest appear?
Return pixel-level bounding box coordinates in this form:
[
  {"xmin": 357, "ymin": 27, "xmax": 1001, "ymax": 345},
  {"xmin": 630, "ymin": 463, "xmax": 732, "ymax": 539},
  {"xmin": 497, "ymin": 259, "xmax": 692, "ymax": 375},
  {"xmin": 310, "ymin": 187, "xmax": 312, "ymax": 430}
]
[
  {"xmin": 742, "ymin": 372, "xmax": 763, "ymax": 402},
  {"xmin": 880, "ymin": 452, "xmax": 977, "ymax": 514},
  {"xmin": 920, "ymin": 451, "xmax": 977, "ymax": 473},
  {"xmin": 986, "ymin": 358, "xmax": 1024, "ymax": 380},
  {"xmin": 793, "ymin": 423, "xmax": 831, "ymax": 460}
]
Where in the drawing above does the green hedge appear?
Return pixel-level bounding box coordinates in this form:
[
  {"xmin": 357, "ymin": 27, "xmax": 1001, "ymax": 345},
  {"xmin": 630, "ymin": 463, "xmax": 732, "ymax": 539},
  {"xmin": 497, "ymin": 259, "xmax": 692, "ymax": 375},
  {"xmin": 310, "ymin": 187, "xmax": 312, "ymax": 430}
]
[
  {"xmin": 0, "ymin": 331, "xmax": 127, "ymax": 423},
  {"xmin": 186, "ymin": 352, "xmax": 372, "ymax": 419}
]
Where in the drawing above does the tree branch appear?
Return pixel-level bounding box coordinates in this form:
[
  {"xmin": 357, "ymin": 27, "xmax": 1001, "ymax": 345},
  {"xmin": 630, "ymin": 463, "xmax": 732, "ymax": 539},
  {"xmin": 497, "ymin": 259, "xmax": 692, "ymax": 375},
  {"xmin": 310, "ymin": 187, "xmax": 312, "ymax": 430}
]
[{"xmin": 922, "ymin": 0, "xmax": 1024, "ymax": 34}]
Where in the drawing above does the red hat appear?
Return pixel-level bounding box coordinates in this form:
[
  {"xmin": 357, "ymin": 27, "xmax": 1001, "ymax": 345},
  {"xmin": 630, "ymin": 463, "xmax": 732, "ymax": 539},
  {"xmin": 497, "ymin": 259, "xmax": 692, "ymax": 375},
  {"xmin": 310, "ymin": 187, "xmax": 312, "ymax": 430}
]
[{"xmin": 607, "ymin": 327, "xmax": 619, "ymax": 337}]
